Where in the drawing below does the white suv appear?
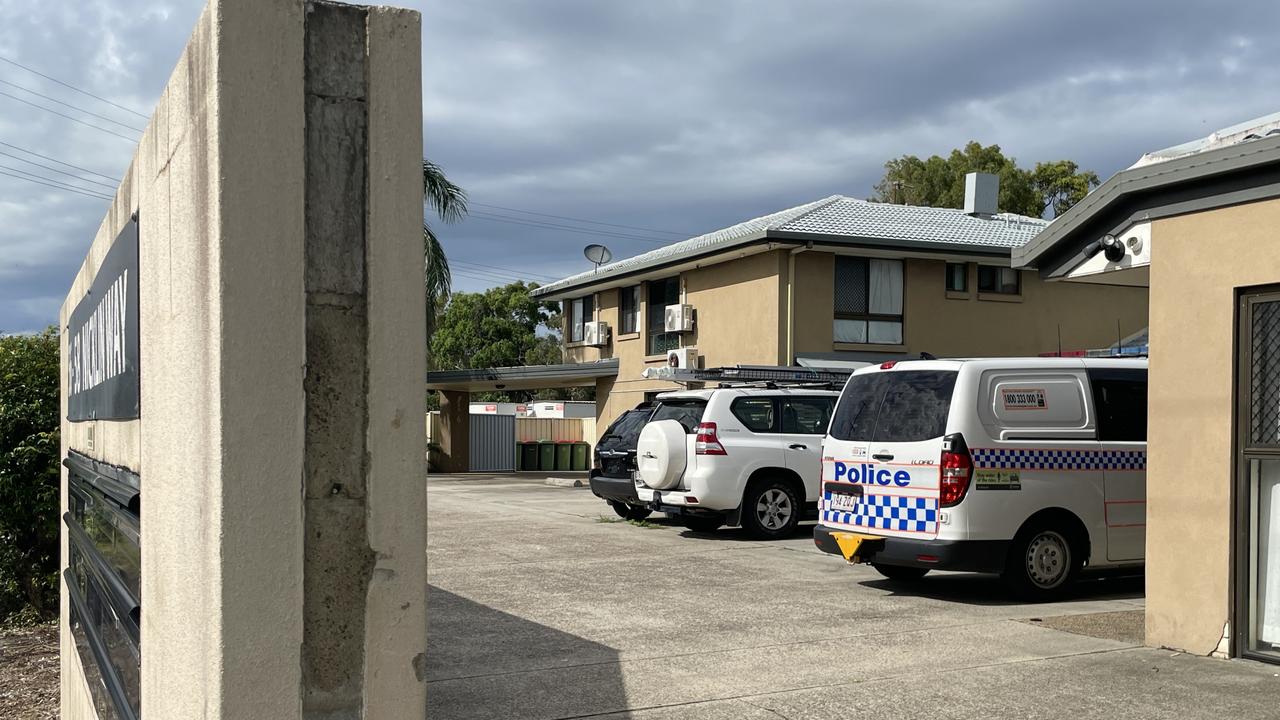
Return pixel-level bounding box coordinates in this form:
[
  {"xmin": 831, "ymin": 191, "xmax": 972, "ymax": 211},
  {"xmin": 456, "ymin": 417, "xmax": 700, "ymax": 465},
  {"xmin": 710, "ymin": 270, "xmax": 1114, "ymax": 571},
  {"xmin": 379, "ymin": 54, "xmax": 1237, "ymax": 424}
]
[{"xmin": 634, "ymin": 387, "xmax": 839, "ymax": 538}]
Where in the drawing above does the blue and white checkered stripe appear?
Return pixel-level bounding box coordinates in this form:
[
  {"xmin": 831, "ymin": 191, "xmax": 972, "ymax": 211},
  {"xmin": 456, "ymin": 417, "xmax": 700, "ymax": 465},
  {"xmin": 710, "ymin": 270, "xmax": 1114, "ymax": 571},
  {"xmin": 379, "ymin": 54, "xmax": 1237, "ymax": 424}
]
[
  {"xmin": 970, "ymin": 448, "xmax": 1145, "ymax": 472},
  {"xmin": 822, "ymin": 492, "xmax": 938, "ymax": 534}
]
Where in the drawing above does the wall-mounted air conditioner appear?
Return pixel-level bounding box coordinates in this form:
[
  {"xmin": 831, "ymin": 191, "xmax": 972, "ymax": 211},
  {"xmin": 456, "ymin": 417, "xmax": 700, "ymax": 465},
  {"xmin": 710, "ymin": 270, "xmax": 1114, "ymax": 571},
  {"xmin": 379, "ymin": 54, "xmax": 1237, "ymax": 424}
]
[
  {"xmin": 583, "ymin": 321, "xmax": 610, "ymax": 347},
  {"xmin": 667, "ymin": 347, "xmax": 699, "ymax": 369},
  {"xmin": 664, "ymin": 304, "xmax": 694, "ymax": 333}
]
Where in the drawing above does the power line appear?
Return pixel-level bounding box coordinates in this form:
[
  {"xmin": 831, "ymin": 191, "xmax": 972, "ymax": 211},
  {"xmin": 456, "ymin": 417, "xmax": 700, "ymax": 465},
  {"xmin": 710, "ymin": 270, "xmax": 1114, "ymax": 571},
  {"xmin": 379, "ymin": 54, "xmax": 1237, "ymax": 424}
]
[
  {"xmin": 0, "ymin": 168, "xmax": 112, "ymax": 201},
  {"xmin": 0, "ymin": 161, "xmax": 114, "ymax": 198},
  {"xmin": 0, "ymin": 78, "xmax": 145, "ymax": 133},
  {"xmin": 470, "ymin": 201, "xmax": 690, "ymax": 237},
  {"xmin": 0, "ymin": 89, "xmax": 139, "ymax": 142},
  {"xmin": 0, "ymin": 55, "xmax": 148, "ymax": 119},
  {"xmin": 451, "ymin": 258, "xmax": 559, "ymax": 281},
  {"xmin": 0, "ymin": 149, "xmax": 118, "ymax": 191},
  {"xmin": 449, "ymin": 265, "xmax": 538, "ymax": 285},
  {"xmin": 0, "ymin": 140, "xmax": 120, "ymax": 182},
  {"xmin": 468, "ymin": 210, "xmax": 670, "ymax": 245}
]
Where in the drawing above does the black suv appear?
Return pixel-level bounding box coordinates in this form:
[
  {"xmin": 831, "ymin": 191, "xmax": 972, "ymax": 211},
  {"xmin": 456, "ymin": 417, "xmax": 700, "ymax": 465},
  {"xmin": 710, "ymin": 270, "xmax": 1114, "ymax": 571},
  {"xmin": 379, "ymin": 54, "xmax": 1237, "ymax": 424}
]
[{"xmin": 589, "ymin": 402, "xmax": 655, "ymax": 520}]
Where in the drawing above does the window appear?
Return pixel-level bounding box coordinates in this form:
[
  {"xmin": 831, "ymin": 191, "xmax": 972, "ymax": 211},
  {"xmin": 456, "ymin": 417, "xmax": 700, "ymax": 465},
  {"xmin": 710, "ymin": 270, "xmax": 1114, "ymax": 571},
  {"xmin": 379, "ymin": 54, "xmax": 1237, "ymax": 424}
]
[
  {"xmin": 1089, "ymin": 369, "xmax": 1147, "ymax": 442},
  {"xmin": 978, "ymin": 266, "xmax": 1021, "ymax": 295},
  {"xmin": 782, "ymin": 397, "xmax": 836, "ymax": 435},
  {"xmin": 647, "ymin": 277, "xmax": 681, "ymax": 355},
  {"xmin": 732, "ymin": 397, "xmax": 776, "ymax": 433},
  {"xmin": 946, "ymin": 263, "xmax": 968, "ymax": 292},
  {"xmin": 651, "ymin": 398, "xmax": 707, "ymax": 433},
  {"xmin": 619, "ymin": 286, "xmax": 640, "ymax": 335},
  {"xmin": 568, "ymin": 294, "xmax": 594, "ymax": 343},
  {"xmin": 829, "ymin": 371, "xmax": 958, "ymax": 442},
  {"xmin": 834, "ymin": 256, "xmax": 903, "ymax": 345}
]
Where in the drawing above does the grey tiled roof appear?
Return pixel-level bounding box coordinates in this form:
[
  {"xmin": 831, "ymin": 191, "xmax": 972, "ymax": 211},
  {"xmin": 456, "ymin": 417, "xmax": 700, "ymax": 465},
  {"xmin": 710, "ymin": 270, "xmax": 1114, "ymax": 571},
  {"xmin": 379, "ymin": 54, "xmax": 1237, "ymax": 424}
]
[
  {"xmin": 532, "ymin": 195, "xmax": 1047, "ymax": 297},
  {"xmin": 778, "ymin": 197, "xmax": 1047, "ymax": 248}
]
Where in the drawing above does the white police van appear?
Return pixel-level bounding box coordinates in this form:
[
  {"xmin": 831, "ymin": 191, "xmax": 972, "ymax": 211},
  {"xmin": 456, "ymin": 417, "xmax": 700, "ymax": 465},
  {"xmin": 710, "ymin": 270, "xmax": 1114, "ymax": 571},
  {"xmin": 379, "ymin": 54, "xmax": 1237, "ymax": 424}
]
[{"xmin": 813, "ymin": 357, "xmax": 1147, "ymax": 600}]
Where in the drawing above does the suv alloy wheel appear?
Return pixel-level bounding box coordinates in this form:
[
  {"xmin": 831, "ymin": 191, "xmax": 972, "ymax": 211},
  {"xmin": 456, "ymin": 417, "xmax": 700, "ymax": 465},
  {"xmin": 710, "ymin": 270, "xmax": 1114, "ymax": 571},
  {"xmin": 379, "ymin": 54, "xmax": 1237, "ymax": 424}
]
[{"xmin": 742, "ymin": 479, "xmax": 800, "ymax": 539}]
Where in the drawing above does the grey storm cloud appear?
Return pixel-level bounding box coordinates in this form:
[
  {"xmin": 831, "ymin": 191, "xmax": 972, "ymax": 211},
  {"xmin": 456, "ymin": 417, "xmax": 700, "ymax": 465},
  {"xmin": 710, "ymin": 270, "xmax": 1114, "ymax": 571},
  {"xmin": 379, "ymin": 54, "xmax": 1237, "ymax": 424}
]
[{"xmin": 2, "ymin": 0, "xmax": 1279, "ymax": 332}]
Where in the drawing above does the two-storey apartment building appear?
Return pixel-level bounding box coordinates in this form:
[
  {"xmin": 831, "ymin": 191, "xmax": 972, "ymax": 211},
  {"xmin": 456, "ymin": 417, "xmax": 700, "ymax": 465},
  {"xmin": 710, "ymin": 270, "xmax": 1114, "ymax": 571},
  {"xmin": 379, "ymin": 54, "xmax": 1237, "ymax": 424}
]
[{"xmin": 531, "ymin": 174, "xmax": 1148, "ymax": 433}]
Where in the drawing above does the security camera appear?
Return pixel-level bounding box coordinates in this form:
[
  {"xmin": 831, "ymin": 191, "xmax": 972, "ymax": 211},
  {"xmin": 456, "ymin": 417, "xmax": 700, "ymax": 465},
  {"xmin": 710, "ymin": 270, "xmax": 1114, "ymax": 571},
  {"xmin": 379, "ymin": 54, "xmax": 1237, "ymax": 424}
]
[{"xmin": 1099, "ymin": 234, "xmax": 1126, "ymax": 262}]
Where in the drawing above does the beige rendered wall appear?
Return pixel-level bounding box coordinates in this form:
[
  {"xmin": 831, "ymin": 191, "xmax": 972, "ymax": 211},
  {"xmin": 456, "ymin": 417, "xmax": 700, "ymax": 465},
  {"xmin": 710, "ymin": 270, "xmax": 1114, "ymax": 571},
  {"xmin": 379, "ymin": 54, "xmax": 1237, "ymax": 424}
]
[
  {"xmin": 792, "ymin": 252, "xmax": 1149, "ymax": 358},
  {"xmin": 59, "ymin": 1, "xmax": 426, "ymax": 717},
  {"xmin": 570, "ymin": 250, "xmax": 787, "ymax": 435},
  {"xmin": 1144, "ymin": 200, "xmax": 1280, "ymax": 654}
]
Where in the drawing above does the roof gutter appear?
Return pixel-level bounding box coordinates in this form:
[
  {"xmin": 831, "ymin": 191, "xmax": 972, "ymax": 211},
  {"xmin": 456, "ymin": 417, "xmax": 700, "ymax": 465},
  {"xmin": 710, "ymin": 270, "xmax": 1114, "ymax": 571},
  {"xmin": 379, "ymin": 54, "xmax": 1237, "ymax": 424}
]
[{"xmin": 530, "ymin": 232, "xmax": 793, "ymax": 301}]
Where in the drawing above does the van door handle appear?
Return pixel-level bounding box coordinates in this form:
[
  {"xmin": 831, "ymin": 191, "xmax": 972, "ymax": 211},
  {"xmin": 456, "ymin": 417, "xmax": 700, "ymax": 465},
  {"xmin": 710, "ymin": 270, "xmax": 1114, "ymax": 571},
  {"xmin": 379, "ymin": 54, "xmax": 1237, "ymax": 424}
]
[
  {"xmin": 872, "ymin": 453, "xmax": 894, "ymax": 461},
  {"xmin": 788, "ymin": 443, "xmax": 807, "ymax": 450}
]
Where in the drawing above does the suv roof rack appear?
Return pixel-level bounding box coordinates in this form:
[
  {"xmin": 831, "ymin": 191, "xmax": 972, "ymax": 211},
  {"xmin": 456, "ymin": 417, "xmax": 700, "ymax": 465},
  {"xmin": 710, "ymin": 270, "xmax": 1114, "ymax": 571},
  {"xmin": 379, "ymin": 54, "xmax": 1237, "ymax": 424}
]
[{"xmin": 642, "ymin": 364, "xmax": 854, "ymax": 388}]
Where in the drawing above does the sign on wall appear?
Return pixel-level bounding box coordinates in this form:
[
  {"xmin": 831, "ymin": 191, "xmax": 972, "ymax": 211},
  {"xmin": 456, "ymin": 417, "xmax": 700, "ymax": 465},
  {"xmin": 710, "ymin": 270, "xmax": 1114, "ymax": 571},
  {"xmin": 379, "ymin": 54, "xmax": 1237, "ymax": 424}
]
[{"xmin": 67, "ymin": 217, "xmax": 140, "ymax": 421}]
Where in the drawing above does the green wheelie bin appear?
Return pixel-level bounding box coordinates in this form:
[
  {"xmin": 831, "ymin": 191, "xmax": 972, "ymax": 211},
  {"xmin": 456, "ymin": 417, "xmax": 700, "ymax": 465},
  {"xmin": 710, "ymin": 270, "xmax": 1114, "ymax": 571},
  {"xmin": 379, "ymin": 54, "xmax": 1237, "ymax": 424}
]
[
  {"xmin": 518, "ymin": 442, "xmax": 539, "ymax": 471},
  {"xmin": 570, "ymin": 443, "xmax": 589, "ymax": 471},
  {"xmin": 538, "ymin": 441, "xmax": 556, "ymax": 471},
  {"xmin": 554, "ymin": 442, "xmax": 573, "ymax": 471}
]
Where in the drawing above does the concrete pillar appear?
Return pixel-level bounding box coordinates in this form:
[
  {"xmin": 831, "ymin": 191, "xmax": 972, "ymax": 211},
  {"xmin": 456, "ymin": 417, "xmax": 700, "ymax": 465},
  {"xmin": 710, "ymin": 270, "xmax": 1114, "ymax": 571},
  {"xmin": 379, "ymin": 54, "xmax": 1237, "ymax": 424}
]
[
  {"xmin": 57, "ymin": 1, "xmax": 425, "ymax": 718},
  {"xmin": 438, "ymin": 391, "xmax": 471, "ymax": 473}
]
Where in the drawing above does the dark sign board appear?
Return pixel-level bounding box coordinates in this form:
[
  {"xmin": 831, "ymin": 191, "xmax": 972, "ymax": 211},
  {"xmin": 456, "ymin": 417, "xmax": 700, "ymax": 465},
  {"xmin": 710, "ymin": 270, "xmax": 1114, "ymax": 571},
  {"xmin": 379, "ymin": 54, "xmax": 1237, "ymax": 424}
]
[{"xmin": 67, "ymin": 217, "xmax": 140, "ymax": 422}]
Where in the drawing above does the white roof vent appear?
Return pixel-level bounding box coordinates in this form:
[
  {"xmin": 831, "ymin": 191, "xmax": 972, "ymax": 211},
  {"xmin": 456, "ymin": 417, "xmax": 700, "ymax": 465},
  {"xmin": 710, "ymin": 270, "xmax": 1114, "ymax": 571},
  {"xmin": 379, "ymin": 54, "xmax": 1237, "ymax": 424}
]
[{"xmin": 964, "ymin": 172, "xmax": 999, "ymax": 216}]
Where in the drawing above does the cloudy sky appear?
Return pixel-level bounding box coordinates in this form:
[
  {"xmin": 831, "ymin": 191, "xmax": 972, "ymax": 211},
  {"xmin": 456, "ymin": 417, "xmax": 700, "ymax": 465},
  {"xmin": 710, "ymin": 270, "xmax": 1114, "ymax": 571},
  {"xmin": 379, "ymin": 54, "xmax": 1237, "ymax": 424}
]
[{"xmin": 1, "ymin": 0, "xmax": 1277, "ymax": 333}]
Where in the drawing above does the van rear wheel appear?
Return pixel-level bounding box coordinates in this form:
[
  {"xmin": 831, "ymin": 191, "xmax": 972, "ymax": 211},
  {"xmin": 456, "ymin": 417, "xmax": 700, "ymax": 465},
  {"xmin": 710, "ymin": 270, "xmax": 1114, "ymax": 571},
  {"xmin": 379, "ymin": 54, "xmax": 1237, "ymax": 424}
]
[
  {"xmin": 1002, "ymin": 524, "xmax": 1081, "ymax": 602},
  {"xmin": 872, "ymin": 564, "xmax": 930, "ymax": 581}
]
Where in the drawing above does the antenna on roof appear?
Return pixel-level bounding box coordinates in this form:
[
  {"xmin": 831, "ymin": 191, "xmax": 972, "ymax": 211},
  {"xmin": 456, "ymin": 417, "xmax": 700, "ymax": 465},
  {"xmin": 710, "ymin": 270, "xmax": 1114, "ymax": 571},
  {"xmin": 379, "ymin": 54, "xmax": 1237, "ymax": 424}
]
[{"xmin": 583, "ymin": 244, "xmax": 613, "ymax": 274}]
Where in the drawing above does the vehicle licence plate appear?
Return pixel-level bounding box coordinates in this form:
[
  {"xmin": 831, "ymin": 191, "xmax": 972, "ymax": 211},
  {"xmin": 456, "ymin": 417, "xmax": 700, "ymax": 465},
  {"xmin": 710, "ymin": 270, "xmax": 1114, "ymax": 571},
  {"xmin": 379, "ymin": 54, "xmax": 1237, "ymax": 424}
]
[{"xmin": 828, "ymin": 491, "xmax": 861, "ymax": 512}]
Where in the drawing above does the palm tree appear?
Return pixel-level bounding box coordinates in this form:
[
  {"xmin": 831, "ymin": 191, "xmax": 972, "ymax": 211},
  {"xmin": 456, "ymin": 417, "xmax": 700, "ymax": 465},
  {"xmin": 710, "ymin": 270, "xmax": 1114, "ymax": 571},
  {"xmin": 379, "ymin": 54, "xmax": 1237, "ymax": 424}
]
[{"xmin": 423, "ymin": 159, "xmax": 467, "ymax": 337}]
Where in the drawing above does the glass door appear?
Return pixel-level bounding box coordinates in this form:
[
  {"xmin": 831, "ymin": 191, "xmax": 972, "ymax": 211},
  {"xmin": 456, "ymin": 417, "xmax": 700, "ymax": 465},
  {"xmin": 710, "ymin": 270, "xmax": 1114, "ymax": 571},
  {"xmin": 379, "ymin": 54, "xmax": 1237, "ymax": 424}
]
[{"xmin": 1237, "ymin": 290, "xmax": 1280, "ymax": 661}]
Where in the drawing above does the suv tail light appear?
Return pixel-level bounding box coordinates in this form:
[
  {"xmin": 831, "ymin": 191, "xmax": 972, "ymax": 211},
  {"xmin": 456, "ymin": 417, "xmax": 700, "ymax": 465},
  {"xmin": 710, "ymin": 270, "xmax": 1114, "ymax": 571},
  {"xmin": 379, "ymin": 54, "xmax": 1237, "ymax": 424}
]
[
  {"xmin": 939, "ymin": 432, "xmax": 972, "ymax": 507},
  {"xmin": 695, "ymin": 422, "xmax": 727, "ymax": 456}
]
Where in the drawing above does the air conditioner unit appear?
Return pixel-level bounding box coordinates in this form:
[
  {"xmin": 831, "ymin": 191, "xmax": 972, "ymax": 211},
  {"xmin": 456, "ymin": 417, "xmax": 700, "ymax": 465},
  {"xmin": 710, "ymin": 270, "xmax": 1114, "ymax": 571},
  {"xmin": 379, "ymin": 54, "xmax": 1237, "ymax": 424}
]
[
  {"xmin": 583, "ymin": 321, "xmax": 610, "ymax": 347},
  {"xmin": 664, "ymin": 304, "xmax": 694, "ymax": 333},
  {"xmin": 667, "ymin": 347, "xmax": 699, "ymax": 369}
]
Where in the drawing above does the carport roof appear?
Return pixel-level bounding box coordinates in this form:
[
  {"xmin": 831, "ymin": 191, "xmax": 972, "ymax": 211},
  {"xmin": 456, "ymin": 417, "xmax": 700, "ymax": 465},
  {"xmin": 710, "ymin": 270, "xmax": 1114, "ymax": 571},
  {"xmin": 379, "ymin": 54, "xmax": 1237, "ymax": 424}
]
[{"xmin": 427, "ymin": 359, "xmax": 619, "ymax": 393}]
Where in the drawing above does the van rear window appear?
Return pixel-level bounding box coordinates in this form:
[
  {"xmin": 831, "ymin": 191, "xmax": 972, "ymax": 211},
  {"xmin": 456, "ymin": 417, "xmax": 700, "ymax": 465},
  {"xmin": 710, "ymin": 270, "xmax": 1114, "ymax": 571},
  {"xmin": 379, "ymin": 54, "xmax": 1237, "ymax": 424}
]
[{"xmin": 830, "ymin": 371, "xmax": 957, "ymax": 443}]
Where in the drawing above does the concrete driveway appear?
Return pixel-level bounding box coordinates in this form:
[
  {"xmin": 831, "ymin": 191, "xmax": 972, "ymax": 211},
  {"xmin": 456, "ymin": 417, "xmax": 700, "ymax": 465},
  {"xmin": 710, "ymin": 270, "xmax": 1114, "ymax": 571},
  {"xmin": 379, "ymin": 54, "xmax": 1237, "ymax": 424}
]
[{"xmin": 426, "ymin": 474, "xmax": 1280, "ymax": 719}]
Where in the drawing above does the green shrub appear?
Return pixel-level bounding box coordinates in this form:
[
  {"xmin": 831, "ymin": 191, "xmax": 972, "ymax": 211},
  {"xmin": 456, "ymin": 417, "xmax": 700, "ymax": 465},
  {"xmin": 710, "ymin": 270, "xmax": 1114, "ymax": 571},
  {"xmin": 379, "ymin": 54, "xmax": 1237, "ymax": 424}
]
[{"xmin": 0, "ymin": 327, "xmax": 60, "ymax": 622}]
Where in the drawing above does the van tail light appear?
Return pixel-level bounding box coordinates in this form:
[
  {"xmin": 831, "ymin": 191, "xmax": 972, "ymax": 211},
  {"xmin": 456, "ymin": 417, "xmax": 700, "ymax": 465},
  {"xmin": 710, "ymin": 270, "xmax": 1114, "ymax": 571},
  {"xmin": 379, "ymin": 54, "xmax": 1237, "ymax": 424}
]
[
  {"xmin": 695, "ymin": 422, "xmax": 727, "ymax": 456},
  {"xmin": 939, "ymin": 432, "xmax": 972, "ymax": 508},
  {"xmin": 879, "ymin": 361, "xmax": 898, "ymax": 369}
]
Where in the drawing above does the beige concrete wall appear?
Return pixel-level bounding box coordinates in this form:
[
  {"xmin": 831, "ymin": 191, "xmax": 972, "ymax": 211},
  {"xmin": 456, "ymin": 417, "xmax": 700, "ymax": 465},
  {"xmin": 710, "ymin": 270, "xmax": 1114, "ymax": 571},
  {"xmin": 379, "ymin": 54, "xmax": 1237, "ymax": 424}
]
[
  {"xmin": 362, "ymin": 7, "xmax": 428, "ymax": 715},
  {"xmin": 792, "ymin": 253, "xmax": 1149, "ymax": 358},
  {"xmin": 59, "ymin": 1, "xmax": 424, "ymax": 717},
  {"xmin": 1143, "ymin": 200, "xmax": 1280, "ymax": 654}
]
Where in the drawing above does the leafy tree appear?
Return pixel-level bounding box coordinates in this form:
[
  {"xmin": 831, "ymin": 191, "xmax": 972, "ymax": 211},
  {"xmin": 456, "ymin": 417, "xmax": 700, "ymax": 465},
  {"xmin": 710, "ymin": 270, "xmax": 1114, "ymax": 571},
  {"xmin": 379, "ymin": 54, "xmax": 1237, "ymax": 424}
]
[
  {"xmin": 872, "ymin": 141, "xmax": 1098, "ymax": 218},
  {"xmin": 430, "ymin": 282, "xmax": 594, "ymax": 403},
  {"xmin": 431, "ymin": 281, "xmax": 558, "ymax": 370},
  {"xmin": 1032, "ymin": 160, "xmax": 1101, "ymax": 218},
  {"xmin": 0, "ymin": 327, "xmax": 60, "ymax": 622},
  {"xmin": 423, "ymin": 159, "xmax": 467, "ymax": 338}
]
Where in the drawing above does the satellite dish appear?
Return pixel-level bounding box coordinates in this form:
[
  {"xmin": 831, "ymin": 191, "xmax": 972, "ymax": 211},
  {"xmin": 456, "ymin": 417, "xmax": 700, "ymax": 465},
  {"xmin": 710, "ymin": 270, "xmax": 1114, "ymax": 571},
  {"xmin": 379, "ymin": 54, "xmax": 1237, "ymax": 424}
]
[{"xmin": 583, "ymin": 244, "xmax": 613, "ymax": 273}]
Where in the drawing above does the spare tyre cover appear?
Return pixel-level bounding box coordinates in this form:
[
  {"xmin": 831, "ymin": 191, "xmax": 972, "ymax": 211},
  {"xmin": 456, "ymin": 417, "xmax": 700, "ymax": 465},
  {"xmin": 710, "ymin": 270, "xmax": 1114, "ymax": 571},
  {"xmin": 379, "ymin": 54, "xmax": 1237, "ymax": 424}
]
[{"xmin": 636, "ymin": 420, "xmax": 687, "ymax": 490}]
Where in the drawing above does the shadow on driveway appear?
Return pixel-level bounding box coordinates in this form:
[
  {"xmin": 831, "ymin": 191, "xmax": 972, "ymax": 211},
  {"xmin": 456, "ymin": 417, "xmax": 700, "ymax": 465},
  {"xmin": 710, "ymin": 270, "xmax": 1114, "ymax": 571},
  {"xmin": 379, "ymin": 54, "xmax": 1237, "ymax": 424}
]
[
  {"xmin": 859, "ymin": 570, "xmax": 1144, "ymax": 607},
  {"xmin": 426, "ymin": 585, "xmax": 628, "ymax": 720}
]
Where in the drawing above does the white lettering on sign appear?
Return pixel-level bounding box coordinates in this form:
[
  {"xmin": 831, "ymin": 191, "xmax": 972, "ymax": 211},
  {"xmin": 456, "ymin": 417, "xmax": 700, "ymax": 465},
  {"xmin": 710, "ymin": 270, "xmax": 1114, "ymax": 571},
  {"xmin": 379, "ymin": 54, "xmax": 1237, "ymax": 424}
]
[
  {"xmin": 1001, "ymin": 387, "xmax": 1047, "ymax": 411},
  {"xmin": 68, "ymin": 270, "xmax": 130, "ymax": 397}
]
